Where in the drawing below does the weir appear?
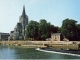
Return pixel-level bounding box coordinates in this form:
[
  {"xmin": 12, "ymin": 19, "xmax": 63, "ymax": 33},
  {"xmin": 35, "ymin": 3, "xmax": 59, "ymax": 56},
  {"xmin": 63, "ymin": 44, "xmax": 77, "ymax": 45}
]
[{"xmin": 36, "ymin": 48, "xmax": 80, "ymax": 57}]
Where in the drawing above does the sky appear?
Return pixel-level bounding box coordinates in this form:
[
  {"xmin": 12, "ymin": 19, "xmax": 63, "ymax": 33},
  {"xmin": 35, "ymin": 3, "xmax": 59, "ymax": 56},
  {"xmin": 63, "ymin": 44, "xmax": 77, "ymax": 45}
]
[{"xmin": 0, "ymin": 0, "xmax": 80, "ymax": 33}]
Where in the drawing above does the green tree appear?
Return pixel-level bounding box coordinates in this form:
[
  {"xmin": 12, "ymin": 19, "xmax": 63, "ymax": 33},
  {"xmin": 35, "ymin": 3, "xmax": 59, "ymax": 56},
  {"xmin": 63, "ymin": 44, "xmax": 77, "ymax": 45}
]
[
  {"xmin": 53, "ymin": 26, "xmax": 60, "ymax": 33},
  {"xmin": 76, "ymin": 24, "xmax": 80, "ymax": 40},
  {"xmin": 61, "ymin": 18, "xmax": 78, "ymax": 41},
  {"xmin": 26, "ymin": 20, "xmax": 39, "ymax": 40},
  {"xmin": 38, "ymin": 19, "xmax": 51, "ymax": 40},
  {"xmin": 50, "ymin": 25, "xmax": 61, "ymax": 33},
  {"xmin": 26, "ymin": 19, "xmax": 61, "ymax": 40}
]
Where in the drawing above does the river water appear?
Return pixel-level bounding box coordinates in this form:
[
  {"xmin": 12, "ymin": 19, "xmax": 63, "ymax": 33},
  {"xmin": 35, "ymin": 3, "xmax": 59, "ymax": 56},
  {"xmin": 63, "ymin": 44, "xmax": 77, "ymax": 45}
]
[{"xmin": 0, "ymin": 45, "xmax": 80, "ymax": 59}]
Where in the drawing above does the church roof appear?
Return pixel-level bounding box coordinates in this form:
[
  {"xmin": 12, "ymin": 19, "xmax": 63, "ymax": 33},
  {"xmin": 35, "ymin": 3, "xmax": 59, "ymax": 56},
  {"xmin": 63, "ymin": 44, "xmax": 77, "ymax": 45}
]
[
  {"xmin": 15, "ymin": 23, "xmax": 22, "ymax": 29},
  {"xmin": 10, "ymin": 31, "xmax": 14, "ymax": 33}
]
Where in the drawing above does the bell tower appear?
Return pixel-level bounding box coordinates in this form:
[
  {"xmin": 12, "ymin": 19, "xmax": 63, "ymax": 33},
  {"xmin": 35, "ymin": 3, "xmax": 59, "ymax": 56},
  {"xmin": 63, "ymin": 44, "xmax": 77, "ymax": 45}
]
[{"xmin": 19, "ymin": 5, "xmax": 28, "ymax": 40}]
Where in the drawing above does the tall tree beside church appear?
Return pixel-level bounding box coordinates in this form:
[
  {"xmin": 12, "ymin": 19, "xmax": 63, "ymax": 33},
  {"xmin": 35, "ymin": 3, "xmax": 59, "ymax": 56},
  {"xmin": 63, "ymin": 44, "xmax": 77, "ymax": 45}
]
[
  {"xmin": 26, "ymin": 20, "xmax": 39, "ymax": 40},
  {"xmin": 61, "ymin": 18, "xmax": 78, "ymax": 41},
  {"xmin": 26, "ymin": 19, "xmax": 61, "ymax": 40},
  {"xmin": 38, "ymin": 19, "xmax": 50, "ymax": 40}
]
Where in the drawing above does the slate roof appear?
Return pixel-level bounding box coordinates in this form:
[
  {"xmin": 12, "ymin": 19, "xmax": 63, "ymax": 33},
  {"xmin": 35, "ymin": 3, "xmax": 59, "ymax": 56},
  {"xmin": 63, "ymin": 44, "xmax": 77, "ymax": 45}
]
[
  {"xmin": 51, "ymin": 33, "xmax": 61, "ymax": 35},
  {"xmin": 0, "ymin": 32, "xmax": 9, "ymax": 35}
]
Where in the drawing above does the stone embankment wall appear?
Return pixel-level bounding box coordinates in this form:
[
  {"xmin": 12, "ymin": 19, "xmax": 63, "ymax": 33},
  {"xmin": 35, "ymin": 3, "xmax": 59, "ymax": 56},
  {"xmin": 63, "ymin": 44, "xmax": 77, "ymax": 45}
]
[
  {"xmin": 0, "ymin": 40, "xmax": 80, "ymax": 45},
  {"xmin": 0, "ymin": 40, "xmax": 80, "ymax": 49}
]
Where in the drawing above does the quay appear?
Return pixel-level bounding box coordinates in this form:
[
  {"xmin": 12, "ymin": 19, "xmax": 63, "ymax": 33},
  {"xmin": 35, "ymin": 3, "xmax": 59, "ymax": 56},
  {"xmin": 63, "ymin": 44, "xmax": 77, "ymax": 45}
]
[{"xmin": 0, "ymin": 40, "xmax": 80, "ymax": 50}]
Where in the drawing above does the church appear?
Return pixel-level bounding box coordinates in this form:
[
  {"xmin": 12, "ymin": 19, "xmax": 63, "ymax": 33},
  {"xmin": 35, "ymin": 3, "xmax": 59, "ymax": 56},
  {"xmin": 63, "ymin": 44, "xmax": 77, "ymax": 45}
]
[{"xmin": 8, "ymin": 6, "xmax": 28, "ymax": 40}]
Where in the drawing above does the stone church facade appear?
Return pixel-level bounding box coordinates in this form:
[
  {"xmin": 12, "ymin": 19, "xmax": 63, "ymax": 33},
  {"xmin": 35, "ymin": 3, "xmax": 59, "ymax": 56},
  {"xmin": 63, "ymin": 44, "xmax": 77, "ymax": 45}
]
[{"xmin": 8, "ymin": 6, "xmax": 28, "ymax": 40}]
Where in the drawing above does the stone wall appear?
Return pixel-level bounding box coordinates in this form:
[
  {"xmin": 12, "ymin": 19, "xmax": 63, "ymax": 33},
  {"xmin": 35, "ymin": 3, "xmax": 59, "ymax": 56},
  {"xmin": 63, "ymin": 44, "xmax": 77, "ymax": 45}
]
[{"xmin": 0, "ymin": 41, "xmax": 80, "ymax": 45}]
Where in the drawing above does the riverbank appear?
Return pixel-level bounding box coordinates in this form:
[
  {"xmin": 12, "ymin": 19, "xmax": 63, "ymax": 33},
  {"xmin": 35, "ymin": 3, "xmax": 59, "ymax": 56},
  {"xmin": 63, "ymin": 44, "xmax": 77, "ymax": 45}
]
[
  {"xmin": 1, "ymin": 40, "xmax": 80, "ymax": 45},
  {"xmin": 0, "ymin": 41, "xmax": 48, "ymax": 48},
  {"xmin": 0, "ymin": 40, "xmax": 80, "ymax": 50}
]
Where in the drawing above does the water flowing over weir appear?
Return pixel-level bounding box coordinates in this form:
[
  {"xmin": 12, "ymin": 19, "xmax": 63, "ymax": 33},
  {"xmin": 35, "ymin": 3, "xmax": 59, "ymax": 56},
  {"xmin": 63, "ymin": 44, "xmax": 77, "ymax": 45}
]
[{"xmin": 36, "ymin": 48, "xmax": 80, "ymax": 57}]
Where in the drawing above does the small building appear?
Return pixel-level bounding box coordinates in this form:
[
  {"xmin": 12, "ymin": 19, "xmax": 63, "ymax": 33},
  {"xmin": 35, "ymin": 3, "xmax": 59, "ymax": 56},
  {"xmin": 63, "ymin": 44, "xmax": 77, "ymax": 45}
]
[
  {"xmin": 51, "ymin": 33, "xmax": 63, "ymax": 41},
  {"xmin": 0, "ymin": 32, "xmax": 10, "ymax": 40}
]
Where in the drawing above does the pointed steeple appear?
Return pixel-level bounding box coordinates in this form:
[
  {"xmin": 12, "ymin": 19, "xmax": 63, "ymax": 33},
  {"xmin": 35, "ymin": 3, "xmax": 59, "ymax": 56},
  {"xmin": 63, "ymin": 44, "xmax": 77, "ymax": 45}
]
[{"xmin": 22, "ymin": 5, "xmax": 26, "ymax": 15}]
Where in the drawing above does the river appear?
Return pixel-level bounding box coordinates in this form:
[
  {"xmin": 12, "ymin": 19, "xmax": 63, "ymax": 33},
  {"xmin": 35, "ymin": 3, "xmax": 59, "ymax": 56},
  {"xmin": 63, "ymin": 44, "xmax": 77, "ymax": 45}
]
[{"xmin": 0, "ymin": 45, "xmax": 80, "ymax": 59}]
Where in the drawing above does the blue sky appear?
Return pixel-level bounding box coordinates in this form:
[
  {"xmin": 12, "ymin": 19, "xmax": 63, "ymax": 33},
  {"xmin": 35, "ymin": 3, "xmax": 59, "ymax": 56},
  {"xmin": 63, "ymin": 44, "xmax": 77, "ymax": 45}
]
[{"xmin": 0, "ymin": 0, "xmax": 80, "ymax": 33}]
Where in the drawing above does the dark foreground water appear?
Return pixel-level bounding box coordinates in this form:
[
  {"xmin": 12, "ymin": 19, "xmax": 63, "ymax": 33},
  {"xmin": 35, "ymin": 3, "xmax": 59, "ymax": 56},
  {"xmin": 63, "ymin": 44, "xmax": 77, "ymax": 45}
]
[{"xmin": 0, "ymin": 45, "xmax": 80, "ymax": 59}]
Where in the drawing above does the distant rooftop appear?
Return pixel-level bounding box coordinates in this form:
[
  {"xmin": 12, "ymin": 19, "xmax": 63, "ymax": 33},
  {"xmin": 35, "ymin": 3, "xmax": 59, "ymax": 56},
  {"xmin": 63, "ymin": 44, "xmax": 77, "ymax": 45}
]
[{"xmin": 0, "ymin": 32, "xmax": 9, "ymax": 35}]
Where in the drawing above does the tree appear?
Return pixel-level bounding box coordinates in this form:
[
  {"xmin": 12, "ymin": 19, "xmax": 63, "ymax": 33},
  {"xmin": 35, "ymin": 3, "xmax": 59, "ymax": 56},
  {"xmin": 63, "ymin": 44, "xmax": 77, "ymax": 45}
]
[
  {"xmin": 76, "ymin": 24, "xmax": 80, "ymax": 40},
  {"xmin": 26, "ymin": 20, "xmax": 39, "ymax": 40},
  {"xmin": 26, "ymin": 19, "xmax": 61, "ymax": 40},
  {"xmin": 49, "ymin": 25, "xmax": 61, "ymax": 33},
  {"xmin": 61, "ymin": 18, "xmax": 78, "ymax": 41},
  {"xmin": 38, "ymin": 19, "xmax": 51, "ymax": 40}
]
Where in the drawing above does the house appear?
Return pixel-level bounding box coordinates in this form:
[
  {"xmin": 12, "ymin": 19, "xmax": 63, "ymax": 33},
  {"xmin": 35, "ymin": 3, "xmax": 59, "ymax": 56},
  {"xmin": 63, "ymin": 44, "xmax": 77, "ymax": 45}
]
[
  {"xmin": 51, "ymin": 33, "xmax": 63, "ymax": 41},
  {"xmin": 0, "ymin": 32, "xmax": 10, "ymax": 40}
]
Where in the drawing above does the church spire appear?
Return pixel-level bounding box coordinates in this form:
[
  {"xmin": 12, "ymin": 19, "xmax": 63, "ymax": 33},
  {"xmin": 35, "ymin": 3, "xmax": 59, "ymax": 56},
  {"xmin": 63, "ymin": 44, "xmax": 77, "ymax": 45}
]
[{"xmin": 22, "ymin": 5, "xmax": 26, "ymax": 15}]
